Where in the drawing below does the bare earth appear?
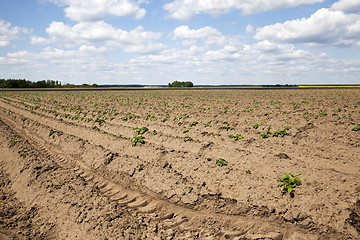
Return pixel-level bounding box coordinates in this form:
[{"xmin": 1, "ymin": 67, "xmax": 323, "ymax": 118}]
[{"xmin": 0, "ymin": 88, "xmax": 359, "ymax": 239}]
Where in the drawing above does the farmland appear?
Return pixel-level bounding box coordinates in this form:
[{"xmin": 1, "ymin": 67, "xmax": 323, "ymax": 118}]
[{"xmin": 0, "ymin": 88, "xmax": 359, "ymax": 239}]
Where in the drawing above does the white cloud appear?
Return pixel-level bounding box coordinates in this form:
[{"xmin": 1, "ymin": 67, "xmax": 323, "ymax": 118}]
[
  {"xmin": 253, "ymin": 40, "xmax": 310, "ymax": 62},
  {"xmin": 51, "ymin": 0, "xmax": 146, "ymax": 21},
  {"xmin": 0, "ymin": 20, "xmax": 32, "ymax": 47},
  {"xmin": 173, "ymin": 25, "xmax": 231, "ymax": 46},
  {"xmin": 331, "ymin": 0, "xmax": 360, "ymax": 13},
  {"xmin": 45, "ymin": 21, "xmax": 166, "ymax": 53},
  {"xmin": 163, "ymin": 0, "xmax": 324, "ymax": 20},
  {"xmin": 255, "ymin": 8, "xmax": 360, "ymax": 46},
  {"xmin": 2, "ymin": 50, "xmax": 37, "ymax": 65},
  {"xmin": 31, "ymin": 36, "xmax": 51, "ymax": 45},
  {"xmin": 173, "ymin": 25, "xmax": 221, "ymax": 39},
  {"xmin": 246, "ymin": 24, "xmax": 254, "ymax": 34}
]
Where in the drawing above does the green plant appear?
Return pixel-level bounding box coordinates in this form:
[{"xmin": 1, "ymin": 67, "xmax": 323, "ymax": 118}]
[
  {"xmin": 216, "ymin": 158, "xmax": 228, "ymax": 167},
  {"xmin": 161, "ymin": 116, "xmax": 169, "ymax": 122},
  {"xmin": 49, "ymin": 129, "xmax": 56, "ymax": 137},
  {"xmin": 352, "ymin": 124, "xmax": 360, "ymax": 131},
  {"xmin": 228, "ymin": 134, "xmax": 244, "ymax": 141},
  {"xmin": 184, "ymin": 137, "xmax": 193, "ymax": 142},
  {"xmin": 9, "ymin": 140, "xmax": 17, "ymax": 147},
  {"xmin": 95, "ymin": 118, "xmax": 105, "ymax": 125},
  {"xmin": 279, "ymin": 173, "xmax": 302, "ymax": 194},
  {"xmin": 134, "ymin": 127, "xmax": 149, "ymax": 135},
  {"xmin": 273, "ymin": 127, "xmax": 290, "ymax": 137},
  {"xmin": 132, "ymin": 135, "xmax": 145, "ymax": 146},
  {"xmin": 253, "ymin": 124, "xmax": 259, "ymax": 129},
  {"xmin": 188, "ymin": 187, "xmax": 193, "ymax": 194},
  {"xmin": 183, "ymin": 129, "xmax": 190, "ymax": 133},
  {"xmin": 91, "ymin": 126, "xmax": 100, "ymax": 131},
  {"xmin": 190, "ymin": 121, "xmax": 198, "ymax": 126},
  {"xmin": 260, "ymin": 126, "xmax": 271, "ymax": 138},
  {"xmin": 204, "ymin": 120, "xmax": 212, "ymax": 127},
  {"xmin": 319, "ymin": 112, "xmax": 327, "ymax": 116}
]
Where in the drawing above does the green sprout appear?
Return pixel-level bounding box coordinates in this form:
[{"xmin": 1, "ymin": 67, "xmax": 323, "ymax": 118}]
[
  {"xmin": 228, "ymin": 134, "xmax": 244, "ymax": 141},
  {"xmin": 279, "ymin": 173, "xmax": 302, "ymax": 194},
  {"xmin": 216, "ymin": 158, "xmax": 228, "ymax": 167},
  {"xmin": 132, "ymin": 135, "xmax": 145, "ymax": 146}
]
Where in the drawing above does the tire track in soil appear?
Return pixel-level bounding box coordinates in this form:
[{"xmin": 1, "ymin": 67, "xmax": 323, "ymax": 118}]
[{"xmin": 0, "ymin": 101, "xmax": 335, "ymax": 239}]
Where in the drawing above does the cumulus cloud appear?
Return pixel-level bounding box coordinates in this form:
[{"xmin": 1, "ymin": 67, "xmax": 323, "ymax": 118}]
[
  {"xmin": 246, "ymin": 24, "xmax": 254, "ymax": 34},
  {"xmin": 253, "ymin": 40, "xmax": 310, "ymax": 62},
  {"xmin": 173, "ymin": 25, "xmax": 231, "ymax": 46},
  {"xmin": 0, "ymin": 20, "xmax": 32, "ymax": 47},
  {"xmin": 173, "ymin": 25, "xmax": 221, "ymax": 39},
  {"xmin": 31, "ymin": 36, "xmax": 51, "ymax": 45},
  {"xmin": 255, "ymin": 8, "xmax": 360, "ymax": 46},
  {"xmin": 45, "ymin": 21, "xmax": 166, "ymax": 53},
  {"xmin": 163, "ymin": 0, "xmax": 324, "ymax": 20},
  {"xmin": 51, "ymin": 0, "xmax": 146, "ymax": 21},
  {"xmin": 331, "ymin": 0, "xmax": 360, "ymax": 13}
]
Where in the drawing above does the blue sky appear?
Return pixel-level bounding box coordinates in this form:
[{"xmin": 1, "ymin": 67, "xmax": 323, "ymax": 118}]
[{"xmin": 0, "ymin": 0, "xmax": 359, "ymax": 85}]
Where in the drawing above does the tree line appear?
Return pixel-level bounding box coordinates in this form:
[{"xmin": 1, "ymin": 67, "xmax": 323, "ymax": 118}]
[
  {"xmin": 168, "ymin": 81, "xmax": 194, "ymax": 87},
  {"xmin": 0, "ymin": 79, "xmax": 98, "ymax": 88}
]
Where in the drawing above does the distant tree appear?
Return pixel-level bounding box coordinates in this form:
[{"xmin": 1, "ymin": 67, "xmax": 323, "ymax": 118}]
[
  {"xmin": 168, "ymin": 81, "xmax": 193, "ymax": 88},
  {"xmin": 184, "ymin": 81, "xmax": 193, "ymax": 87},
  {"xmin": 0, "ymin": 78, "xmax": 98, "ymax": 88}
]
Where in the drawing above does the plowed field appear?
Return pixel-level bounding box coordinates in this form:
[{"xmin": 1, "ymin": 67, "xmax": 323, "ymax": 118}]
[{"xmin": 0, "ymin": 88, "xmax": 359, "ymax": 239}]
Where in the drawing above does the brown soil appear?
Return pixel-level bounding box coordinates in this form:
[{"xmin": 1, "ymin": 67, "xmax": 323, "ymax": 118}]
[{"xmin": 0, "ymin": 88, "xmax": 359, "ymax": 239}]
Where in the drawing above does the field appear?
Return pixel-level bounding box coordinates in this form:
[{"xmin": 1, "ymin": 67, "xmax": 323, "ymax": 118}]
[{"xmin": 0, "ymin": 88, "xmax": 359, "ymax": 239}]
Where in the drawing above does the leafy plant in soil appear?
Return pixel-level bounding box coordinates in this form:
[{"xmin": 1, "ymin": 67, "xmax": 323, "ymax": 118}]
[
  {"xmin": 279, "ymin": 173, "xmax": 302, "ymax": 195},
  {"xmin": 273, "ymin": 127, "xmax": 290, "ymax": 137},
  {"xmin": 216, "ymin": 158, "xmax": 228, "ymax": 167},
  {"xmin": 9, "ymin": 140, "xmax": 17, "ymax": 147},
  {"xmin": 91, "ymin": 126, "xmax": 100, "ymax": 131},
  {"xmin": 49, "ymin": 129, "xmax": 56, "ymax": 137},
  {"xmin": 190, "ymin": 121, "xmax": 198, "ymax": 126},
  {"xmin": 134, "ymin": 127, "xmax": 149, "ymax": 135},
  {"xmin": 184, "ymin": 137, "xmax": 193, "ymax": 142},
  {"xmin": 228, "ymin": 134, "xmax": 244, "ymax": 141},
  {"xmin": 352, "ymin": 124, "xmax": 360, "ymax": 131},
  {"xmin": 132, "ymin": 135, "xmax": 145, "ymax": 146},
  {"xmin": 260, "ymin": 126, "xmax": 271, "ymax": 138},
  {"xmin": 95, "ymin": 118, "xmax": 105, "ymax": 125}
]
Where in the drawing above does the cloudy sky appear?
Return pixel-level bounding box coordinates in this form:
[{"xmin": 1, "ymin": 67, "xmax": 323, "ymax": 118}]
[{"xmin": 0, "ymin": 0, "xmax": 359, "ymax": 85}]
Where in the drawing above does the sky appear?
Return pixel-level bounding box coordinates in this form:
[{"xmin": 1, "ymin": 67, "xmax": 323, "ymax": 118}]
[{"xmin": 0, "ymin": 0, "xmax": 359, "ymax": 85}]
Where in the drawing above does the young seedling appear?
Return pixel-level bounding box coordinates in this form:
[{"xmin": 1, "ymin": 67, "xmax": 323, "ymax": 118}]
[
  {"xmin": 95, "ymin": 118, "xmax": 105, "ymax": 125},
  {"xmin": 216, "ymin": 158, "xmax": 228, "ymax": 167},
  {"xmin": 49, "ymin": 129, "xmax": 56, "ymax": 137},
  {"xmin": 134, "ymin": 127, "xmax": 149, "ymax": 135},
  {"xmin": 190, "ymin": 121, "xmax": 198, "ymax": 126},
  {"xmin": 91, "ymin": 126, "xmax": 100, "ymax": 131},
  {"xmin": 279, "ymin": 173, "xmax": 302, "ymax": 195},
  {"xmin": 184, "ymin": 137, "xmax": 193, "ymax": 142},
  {"xmin": 132, "ymin": 135, "xmax": 145, "ymax": 146},
  {"xmin": 273, "ymin": 127, "xmax": 290, "ymax": 137},
  {"xmin": 253, "ymin": 124, "xmax": 259, "ymax": 129},
  {"xmin": 352, "ymin": 124, "xmax": 360, "ymax": 131},
  {"xmin": 9, "ymin": 140, "xmax": 17, "ymax": 147},
  {"xmin": 228, "ymin": 134, "xmax": 244, "ymax": 141},
  {"xmin": 183, "ymin": 129, "xmax": 190, "ymax": 133},
  {"xmin": 260, "ymin": 126, "xmax": 271, "ymax": 138}
]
